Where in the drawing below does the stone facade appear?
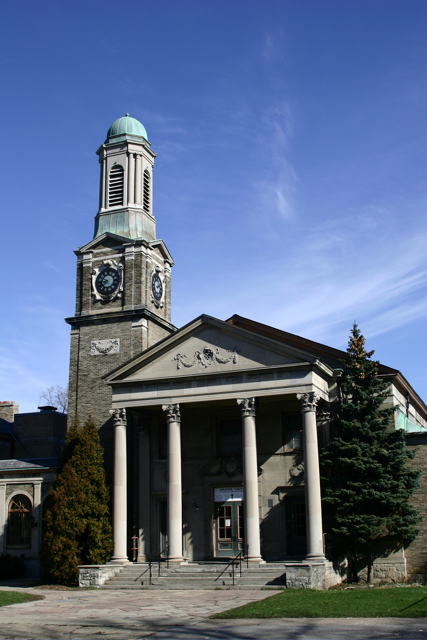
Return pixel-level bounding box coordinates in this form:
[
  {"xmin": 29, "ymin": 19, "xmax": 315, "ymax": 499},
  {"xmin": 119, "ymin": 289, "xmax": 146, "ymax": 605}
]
[
  {"xmin": 285, "ymin": 561, "xmax": 341, "ymax": 589},
  {"xmin": 79, "ymin": 564, "xmax": 123, "ymax": 588},
  {"xmin": 405, "ymin": 431, "xmax": 427, "ymax": 583},
  {"xmin": 0, "ymin": 402, "xmax": 19, "ymax": 423}
]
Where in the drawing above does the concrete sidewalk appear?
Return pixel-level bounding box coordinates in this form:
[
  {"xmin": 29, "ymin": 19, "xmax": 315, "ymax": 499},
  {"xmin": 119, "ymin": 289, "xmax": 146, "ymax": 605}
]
[{"xmin": 0, "ymin": 586, "xmax": 425, "ymax": 639}]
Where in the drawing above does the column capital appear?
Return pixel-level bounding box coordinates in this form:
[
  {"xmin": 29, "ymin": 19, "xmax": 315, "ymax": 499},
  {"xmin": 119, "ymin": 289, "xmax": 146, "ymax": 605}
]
[
  {"xmin": 237, "ymin": 397, "xmax": 256, "ymax": 417},
  {"xmin": 162, "ymin": 403, "xmax": 181, "ymax": 423},
  {"xmin": 110, "ymin": 407, "xmax": 127, "ymax": 427},
  {"xmin": 297, "ymin": 392, "xmax": 319, "ymax": 413}
]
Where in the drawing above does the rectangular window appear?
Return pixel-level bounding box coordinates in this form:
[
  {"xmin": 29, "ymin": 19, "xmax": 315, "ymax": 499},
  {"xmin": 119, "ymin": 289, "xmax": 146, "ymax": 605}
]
[
  {"xmin": 283, "ymin": 413, "xmax": 303, "ymax": 451},
  {"xmin": 217, "ymin": 505, "xmax": 232, "ymax": 541},
  {"xmin": 217, "ymin": 418, "xmax": 242, "ymax": 455}
]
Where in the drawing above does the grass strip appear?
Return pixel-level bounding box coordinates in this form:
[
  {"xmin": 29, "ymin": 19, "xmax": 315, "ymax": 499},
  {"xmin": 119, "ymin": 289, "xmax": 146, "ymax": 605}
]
[
  {"xmin": 0, "ymin": 591, "xmax": 43, "ymax": 607},
  {"xmin": 211, "ymin": 587, "xmax": 427, "ymax": 619}
]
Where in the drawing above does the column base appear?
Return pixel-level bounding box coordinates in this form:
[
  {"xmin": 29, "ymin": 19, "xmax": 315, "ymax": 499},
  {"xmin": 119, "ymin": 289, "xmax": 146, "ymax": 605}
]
[
  {"xmin": 247, "ymin": 557, "xmax": 265, "ymax": 564},
  {"xmin": 305, "ymin": 553, "xmax": 326, "ymax": 562},
  {"xmin": 167, "ymin": 556, "xmax": 184, "ymax": 564},
  {"xmin": 110, "ymin": 556, "xmax": 130, "ymax": 564}
]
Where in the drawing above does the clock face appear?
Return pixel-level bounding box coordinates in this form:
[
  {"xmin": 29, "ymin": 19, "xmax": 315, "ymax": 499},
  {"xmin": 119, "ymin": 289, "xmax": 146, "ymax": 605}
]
[
  {"xmin": 152, "ymin": 272, "xmax": 163, "ymax": 301},
  {"xmin": 95, "ymin": 267, "xmax": 120, "ymax": 295}
]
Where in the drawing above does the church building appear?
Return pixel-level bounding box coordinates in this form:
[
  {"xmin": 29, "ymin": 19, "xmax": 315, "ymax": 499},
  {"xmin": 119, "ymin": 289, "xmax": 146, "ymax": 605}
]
[
  {"xmin": 1, "ymin": 116, "xmax": 425, "ymax": 586},
  {"xmin": 63, "ymin": 114, "xmax": 427, "ymax": 588}
]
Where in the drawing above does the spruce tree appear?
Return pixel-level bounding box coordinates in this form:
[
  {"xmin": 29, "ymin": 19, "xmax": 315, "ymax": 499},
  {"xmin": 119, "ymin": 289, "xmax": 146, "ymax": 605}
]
[
  {"xmin": 42, "ymin": 417, "xmax": 113, "ymax": 585},
  {"xmin": 321, "ymin": 324, "xmax": 420, "ymax": 583}
]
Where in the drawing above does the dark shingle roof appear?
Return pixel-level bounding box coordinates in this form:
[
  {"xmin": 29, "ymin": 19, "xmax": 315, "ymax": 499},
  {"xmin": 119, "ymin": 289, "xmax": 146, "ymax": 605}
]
[{"xmin": 0, "ymin": 458, "xmax": 57, "ymax": 471}]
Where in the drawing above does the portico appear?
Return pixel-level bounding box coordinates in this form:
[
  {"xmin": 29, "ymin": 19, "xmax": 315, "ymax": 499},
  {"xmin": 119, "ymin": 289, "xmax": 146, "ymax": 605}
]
[{"xmin": 106, "ymin": 314, "xmax": 330, "ymax": 566}]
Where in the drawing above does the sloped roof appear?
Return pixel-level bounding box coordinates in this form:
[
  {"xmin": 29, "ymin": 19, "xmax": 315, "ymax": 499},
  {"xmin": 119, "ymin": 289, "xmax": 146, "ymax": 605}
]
[
  {"xmin": 0, "ymin": 458, "xmax": 57, "ymax": 471},
  {"xmin": 226, "ymin": 315, "xmax": 427, "ymax": 417},
  {"xmin": 226, "ymin": 315, "xmax": 396, "ymax": 373}
]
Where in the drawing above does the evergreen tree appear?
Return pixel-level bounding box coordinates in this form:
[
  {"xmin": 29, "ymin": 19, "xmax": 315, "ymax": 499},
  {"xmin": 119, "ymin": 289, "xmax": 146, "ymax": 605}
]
[
  {"xmin": 42, "ymin": 417, "xmax": 113, "ymax": 585},
  {"xmin": 321, "ymin": 324, "xmax": 420, "ymax": 583}
]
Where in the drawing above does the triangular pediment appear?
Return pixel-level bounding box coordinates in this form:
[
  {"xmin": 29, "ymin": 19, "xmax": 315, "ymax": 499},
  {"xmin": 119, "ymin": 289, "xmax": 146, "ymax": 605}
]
[
  {"xmin": 77, "ymin": 232, "xmax": 133, "ymax": 254},
  {"xmin": 76, "ymin": 234, "xmax": 174, "ymax": 264},
  {"xmin": 106, "ymin": 315, "xmax": 322, "ymax": 385}
]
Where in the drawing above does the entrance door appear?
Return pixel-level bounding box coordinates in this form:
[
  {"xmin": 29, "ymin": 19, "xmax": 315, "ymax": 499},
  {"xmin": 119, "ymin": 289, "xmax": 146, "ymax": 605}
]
[
  {"xmin": 285, "ymin": 497, "xmax": 307, "ymax": 556},
  {"xmin": 215, "ymin": 502, "xmax": 244, "ymax": 557}
]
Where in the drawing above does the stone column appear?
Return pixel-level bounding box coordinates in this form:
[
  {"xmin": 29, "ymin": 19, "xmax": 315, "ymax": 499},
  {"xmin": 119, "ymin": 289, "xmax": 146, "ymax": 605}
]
[
  {"xmin": 297, "ymin": 392, "xmax": 325, "ymax": 560},
  {"xmin": 162, "ymin": 404, "xmax": 183, "ymax": 562},
  {"xmin": 237, "ymin": 398, "xmax": 262, "ymax": 562},
  {"xmin": 136, "ymin": 415, "xmax": 151, "ymax": 561},
  {"xmin": 110, "ymin": 408, "xmax": 129, "ymax": 563},
  {"xmin": 128, "ymin": 153, "xmax": 135, "ymax": 205},
  {"xmin": 135, "ymin": 154, "xmax": 142, "ymax": 205}
]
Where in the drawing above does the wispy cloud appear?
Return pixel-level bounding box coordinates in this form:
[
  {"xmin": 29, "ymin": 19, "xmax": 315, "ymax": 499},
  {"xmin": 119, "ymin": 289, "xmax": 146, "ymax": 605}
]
[
  {"xmin": 261, "ymin": 219, "xmax": 427, "ymax": 345},
  {"xmin": 251, "ymin": 102, "xmax": 297, "ymax": 220}
]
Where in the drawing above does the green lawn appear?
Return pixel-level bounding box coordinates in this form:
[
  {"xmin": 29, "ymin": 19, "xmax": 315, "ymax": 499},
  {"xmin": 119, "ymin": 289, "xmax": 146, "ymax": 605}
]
[
  {"xmin": 211, "ymin": 587, "xmax": 427, "ymax": 618},
  {"xmin": 0, "ymin": 591, "xmax": 43, "ymax": 607}
]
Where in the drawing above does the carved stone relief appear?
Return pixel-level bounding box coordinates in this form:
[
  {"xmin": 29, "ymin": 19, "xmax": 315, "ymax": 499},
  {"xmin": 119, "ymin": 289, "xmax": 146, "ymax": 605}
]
[
  {"xmin": 200, "ymin": 454, "xmax": 243, "ymax": 478},
  {"xmin": 91, "ymin": 339, "xmax": 120, "ymax": 355},
  {"xmin": 289, "ymin": 462, "xmax": 304, "ymax": 478},
  {"xmin": 174, "ymin": 346, "xmax": 238, "ymax": 370}
]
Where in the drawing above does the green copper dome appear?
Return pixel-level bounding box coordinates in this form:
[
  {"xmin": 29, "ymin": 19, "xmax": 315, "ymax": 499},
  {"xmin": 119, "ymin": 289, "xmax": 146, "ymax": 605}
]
[{"xmin": 106, "ymin": 114, "xmax": 148, "ymax": 142}]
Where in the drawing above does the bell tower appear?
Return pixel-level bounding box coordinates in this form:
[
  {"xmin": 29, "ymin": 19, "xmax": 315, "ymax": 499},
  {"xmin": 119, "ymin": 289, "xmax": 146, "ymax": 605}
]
[
  {"xmin": 66, "ymin": 115, "xmax": 176, "ymax": 445},
  {"xmin": 95, "ymin": 113, "xmax": 157, "ymax": 241}
]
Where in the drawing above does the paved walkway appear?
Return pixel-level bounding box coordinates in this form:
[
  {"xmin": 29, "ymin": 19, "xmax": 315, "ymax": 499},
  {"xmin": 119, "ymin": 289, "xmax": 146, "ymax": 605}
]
[{"xmin": 0, "ymin": 586, "xmax": 425, "ymax": 639}]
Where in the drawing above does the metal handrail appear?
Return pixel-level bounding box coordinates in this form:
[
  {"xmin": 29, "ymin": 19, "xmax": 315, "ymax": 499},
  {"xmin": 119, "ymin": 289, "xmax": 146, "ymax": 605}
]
[
  {"xmin": 137, "ymin": 563, "xmax": 152, "ymax": 586},
  {"xmin": 158, "ymin": 544, "xmax": 170, "ymax": 576},
  {"xmin": 138, "ymin": 545, "xmax": 169, "ymax": 586},
  {"xmin": 215, "ymin": 548, "xmax": 245, "ymax": 586}
]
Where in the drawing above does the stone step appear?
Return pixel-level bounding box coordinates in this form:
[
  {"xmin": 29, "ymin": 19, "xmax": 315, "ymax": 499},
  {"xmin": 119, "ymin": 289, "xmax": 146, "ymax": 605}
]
[
  {"xmin": 102, "ymin": 562, "xmax": 287, "ymax": 590},
  {"xmin": 115, "ymin": 568, "xmax": 286, "ymax": 576},
  {"xmin": 108, "ymin": 575, "xmax": 286, "ymax": 585},
  {"xmin": 115, "ymin": 563, "xmax": 287, "ymax": 572},
  {"xmin": 102, "ymin": 583, "xmax": 284, "ymax": 590}
]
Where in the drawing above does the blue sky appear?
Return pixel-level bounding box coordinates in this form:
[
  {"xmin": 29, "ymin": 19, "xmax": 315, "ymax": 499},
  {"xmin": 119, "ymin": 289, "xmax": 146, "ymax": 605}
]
[{"xmin": 1, "ymin": 0, "xmax": 426, "ymax": 412}]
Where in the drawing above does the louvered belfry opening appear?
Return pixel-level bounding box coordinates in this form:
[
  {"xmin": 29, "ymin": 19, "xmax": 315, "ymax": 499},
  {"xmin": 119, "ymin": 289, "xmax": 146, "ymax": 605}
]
[
  {"xmin": 109, "ymin": 164, "xmax": 124, "ymax": 207},
  {"xmin": 143, "ymin": 170, "xmax": 150, "ymax": 213}
]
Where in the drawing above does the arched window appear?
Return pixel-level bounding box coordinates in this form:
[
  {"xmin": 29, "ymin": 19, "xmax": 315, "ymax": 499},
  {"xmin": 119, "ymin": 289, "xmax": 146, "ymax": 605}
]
[
  {"xmin": 108, "ymin": 164, "xmax": 124, "ymax": 207},
  {"xmin": 143, "ymin": 169, "xmax": 150, "ymax": 213},
  {"xmin": 7, "ymin": 495, "xmax": 31, "ymax": 547}
]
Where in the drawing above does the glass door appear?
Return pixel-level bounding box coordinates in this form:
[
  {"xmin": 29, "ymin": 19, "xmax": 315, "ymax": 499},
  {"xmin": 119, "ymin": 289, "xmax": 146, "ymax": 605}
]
[{"xmin": 215, "ymin": 501, "xmax": 244, "ymax": 557}]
